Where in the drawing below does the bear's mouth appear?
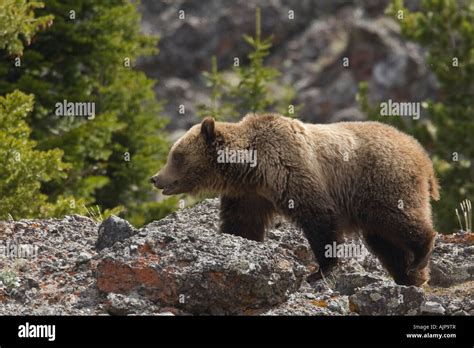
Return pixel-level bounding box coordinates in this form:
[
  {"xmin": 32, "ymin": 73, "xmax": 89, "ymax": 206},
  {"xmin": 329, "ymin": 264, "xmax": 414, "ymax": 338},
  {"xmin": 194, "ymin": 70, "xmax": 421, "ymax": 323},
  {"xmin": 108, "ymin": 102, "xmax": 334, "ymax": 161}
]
[{"xmin": 162, "ymin": 181, "xmax": 179, "ymax": 195}]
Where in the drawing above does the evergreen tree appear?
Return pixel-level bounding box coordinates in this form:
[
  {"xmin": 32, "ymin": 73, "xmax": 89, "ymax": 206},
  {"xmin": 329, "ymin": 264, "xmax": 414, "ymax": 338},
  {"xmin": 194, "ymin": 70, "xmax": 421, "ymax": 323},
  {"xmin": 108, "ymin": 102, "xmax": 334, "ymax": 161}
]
[
  {"xmin": 198, "ymin": 7, "xmax": 300, "ymax": 120},
  {"xmin": 0, "ymin": 90, "xmax": 75, "ymax": 219},
  {"xmin": 232, "ymin": 6, "xmax": 280, "ymax": 114},
  {"xmin": 0, "ymin": 0, "xmax": 176, "ymax": 225},
  {"xmin": 0, "ymin": 0, "xmax": 53, "ymax": 55},
  {"xmin": 197, "ymin": 55, "xmax": 237, "ymax": 120}
]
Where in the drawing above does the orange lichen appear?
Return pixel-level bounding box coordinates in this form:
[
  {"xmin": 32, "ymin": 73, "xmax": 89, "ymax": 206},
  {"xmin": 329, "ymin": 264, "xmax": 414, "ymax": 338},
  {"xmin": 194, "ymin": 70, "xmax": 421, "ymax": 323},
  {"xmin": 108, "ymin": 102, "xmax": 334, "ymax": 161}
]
[
  {"xmin": 138, "ymin": 242, "xmax": 154, "ymax": 255},
  {"xmin": 311, "ymin": 299, "xmax": 328, "ymax": 307},
  {"xmin": 349, "ymin": 300, "xmax": 359, "ymax": 313},
  {"xmin": 96, "ymin": 259, "xmax": 179, "ymax": 305},
  {"xmin": 440, "ymin": 232, "xmax": 474, "ymax": 245}
]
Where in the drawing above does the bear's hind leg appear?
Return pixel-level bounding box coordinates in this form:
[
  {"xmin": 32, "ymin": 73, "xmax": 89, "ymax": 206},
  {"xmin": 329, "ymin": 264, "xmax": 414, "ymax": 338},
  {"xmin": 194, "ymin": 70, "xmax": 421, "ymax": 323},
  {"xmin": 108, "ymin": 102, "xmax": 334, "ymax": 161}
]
[{"xmin": 219, "ymin": 194, "xmax": 275, "ymax": 241}]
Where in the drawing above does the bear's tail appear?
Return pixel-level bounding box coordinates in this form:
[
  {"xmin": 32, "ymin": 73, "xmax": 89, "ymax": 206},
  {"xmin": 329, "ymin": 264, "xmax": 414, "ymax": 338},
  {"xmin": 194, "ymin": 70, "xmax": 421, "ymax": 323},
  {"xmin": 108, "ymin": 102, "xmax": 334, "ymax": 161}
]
[{"xmin": 429, "ymin": 173, "xmax": 440, "ymax": 201}]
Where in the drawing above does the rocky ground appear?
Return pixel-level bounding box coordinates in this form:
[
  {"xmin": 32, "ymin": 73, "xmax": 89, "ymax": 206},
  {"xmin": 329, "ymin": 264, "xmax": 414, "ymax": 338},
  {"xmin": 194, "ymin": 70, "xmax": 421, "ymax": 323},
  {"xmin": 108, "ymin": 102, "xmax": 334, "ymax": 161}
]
[{"xmin": 0, "ymin": 199, "xmax": 473, "ymax": 316}]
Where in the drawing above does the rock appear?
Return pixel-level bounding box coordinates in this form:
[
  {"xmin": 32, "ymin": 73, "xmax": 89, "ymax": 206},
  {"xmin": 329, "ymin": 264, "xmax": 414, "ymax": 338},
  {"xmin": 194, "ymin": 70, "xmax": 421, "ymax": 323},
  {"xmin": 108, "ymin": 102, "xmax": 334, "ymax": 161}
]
[
  {"xmin": 266, "ymin": 221, "xmax": 316, "ymax": 269},
  {"xmin": 2, "ymin": 197, "xmax": 474, "ymax": 316},
  {"xmin": 137, "ymin": 1, "xmax": 436, "ymax": 126},
  {"xmin": 446, "ymin": 303, "xmax": 461, "ymax": 314},
  {"xmin": 96, "ymin": 216, "xmax": 137, "ymax": 251},
  {"xmin": 138, "ymin": 0, "xmax": 331, "ymax": 80},
  {"xmin": 421, "ymin": 301, "xmax": 446, "ymax": 315},
  {"xmin": 24, "ymin": 278, "xmax": 39, "ymax": 290},
  {"xmin": 96, "ymin": 199, "xmax": 308, "ymax": 315},
  {"xmin": 105, "ymin": 293, "xmax": 161, "ymax": 316},
  {"xmin": 332, "ymin": 107, "xmax": 365, "ymax": 122},
  {"xmin": 262, "ymin": 282, "xmax": 350, "ymax": 316},
  {"xmin": 349, "ymin": 282, "xmax": 425, "ymax": 315},
  {"xmin": 454, "ymin": 310, "xmax": 469, "ymax": 316},
  {"xmin": 334, "ymin": 272, "xmax": 388, "ymax": 295},
  {"xmin": 154, "ymin": 77, "xmax": 209, "ymax": 129},
  {"xmin": 429, "ymin": 232, "xmax": 474, "ymax": 287},
  {"xmin": 77, "ymin": 252, "xmax": 92, "ymax": 264},
  {"xmin": 0, "ymin": 215, "xmax": 102, "ymax": 315},
  {"xmin": 283, "ymin": 13, "xmax": 436, "ymax": 123}
]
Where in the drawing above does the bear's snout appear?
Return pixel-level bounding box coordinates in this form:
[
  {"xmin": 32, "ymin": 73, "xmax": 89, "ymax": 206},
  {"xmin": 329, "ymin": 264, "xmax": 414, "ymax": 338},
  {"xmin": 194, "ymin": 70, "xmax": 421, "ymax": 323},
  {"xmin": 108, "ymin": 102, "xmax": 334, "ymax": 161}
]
[
  {"xmin": 150, "ymin": 173, "xmax": 180, "ymax": 195},
  {"xmin": 150, "ymin": 175, "xmax": 163, "ymax": 188}
]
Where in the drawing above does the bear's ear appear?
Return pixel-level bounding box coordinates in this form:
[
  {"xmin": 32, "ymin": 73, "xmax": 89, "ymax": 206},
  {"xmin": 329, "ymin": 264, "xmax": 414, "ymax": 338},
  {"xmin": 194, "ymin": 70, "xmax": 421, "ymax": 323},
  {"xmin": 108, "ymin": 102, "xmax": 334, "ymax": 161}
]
[{"xmin": 201, "ymin": 117, "xmax": 216, "ymax": 143}]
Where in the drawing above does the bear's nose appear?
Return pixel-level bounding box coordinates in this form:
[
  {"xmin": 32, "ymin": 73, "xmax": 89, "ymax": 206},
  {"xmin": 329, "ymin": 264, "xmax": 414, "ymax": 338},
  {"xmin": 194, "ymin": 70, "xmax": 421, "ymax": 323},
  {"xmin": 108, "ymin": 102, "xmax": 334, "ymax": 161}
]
[{"xmin": 150, "ymin": 176, "xmax": 160, "ymax": 186}]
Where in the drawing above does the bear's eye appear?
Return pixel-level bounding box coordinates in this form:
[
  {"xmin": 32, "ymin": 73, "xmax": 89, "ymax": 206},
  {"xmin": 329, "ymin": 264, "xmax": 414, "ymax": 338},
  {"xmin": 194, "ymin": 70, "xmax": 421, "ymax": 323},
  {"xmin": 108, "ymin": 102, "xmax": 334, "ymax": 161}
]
[{"xmin": 172, "ymin": 152, "xmax": 184, "ymax": 165}]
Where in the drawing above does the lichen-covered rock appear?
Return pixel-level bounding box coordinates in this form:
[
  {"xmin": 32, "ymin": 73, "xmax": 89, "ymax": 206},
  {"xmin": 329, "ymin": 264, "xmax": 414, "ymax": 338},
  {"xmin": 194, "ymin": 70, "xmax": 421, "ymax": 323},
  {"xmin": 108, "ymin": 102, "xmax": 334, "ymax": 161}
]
[
  {"xmin": 334, "ymin": 272, "xmax": 388, "ymax": 295},
  {"xmin": 1, "ymin": 198, "xmax": 473, "ymax": 316},
  {"xmin": 429, "ymin": 232, "xmax": 474, "ymax": 287},
  {"xmin": 420, "ymin": 301, "xmax": 445, "ymax": 315},
  {"xmin": 0, "ymin": 215, "xmax": 102, "ymax": 315},
  {"xmin": 96, "ymin": 199, "xmax": 308, "ymax": 315},
  {"xmin": 349, "ymin": 282, "xmax": 425, "ymax": 315},
  {"xmin": 262, "ymin": 283, "xmax": 351, "ymax": 316},
  {"xmin": 422, "ymin": 280, "xmax": 474, "ymax": 316},
  {"xmin": 104, "ymin": 292, "xmax": 163, "ymax": 316},
  {"xmin": 96, "ymin": 216, "xmax": 137, "ymax": 251},
  {"xmin": 267, "ymin": 221, "xmax": 316, "ymax": 269}
]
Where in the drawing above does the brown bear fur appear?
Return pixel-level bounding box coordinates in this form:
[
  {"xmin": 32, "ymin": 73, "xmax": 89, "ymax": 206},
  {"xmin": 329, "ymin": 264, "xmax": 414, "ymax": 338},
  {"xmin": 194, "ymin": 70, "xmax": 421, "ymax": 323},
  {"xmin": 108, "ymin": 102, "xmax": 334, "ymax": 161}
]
[{"xmin": 151, "ymin": 113, "xmax": 439, "ymax": 286}]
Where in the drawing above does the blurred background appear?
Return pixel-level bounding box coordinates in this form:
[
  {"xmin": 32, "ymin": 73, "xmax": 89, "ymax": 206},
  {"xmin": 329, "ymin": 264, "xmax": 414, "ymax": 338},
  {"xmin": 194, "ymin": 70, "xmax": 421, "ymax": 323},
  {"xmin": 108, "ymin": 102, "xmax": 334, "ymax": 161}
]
[
  {"xmin": 138, "ymin": 0, "xmax": 436, "ymax": 130},
  {"xmin": 0, "ymin": 0, "xmax": 472, "ymax": 232}
]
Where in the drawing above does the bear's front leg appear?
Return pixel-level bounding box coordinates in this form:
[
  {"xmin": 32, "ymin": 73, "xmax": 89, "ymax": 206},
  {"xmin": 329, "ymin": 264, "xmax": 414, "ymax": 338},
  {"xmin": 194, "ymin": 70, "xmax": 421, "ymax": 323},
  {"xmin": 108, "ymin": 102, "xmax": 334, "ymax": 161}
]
[
  {"xmin": 293, "ymin": 207, "xmax": 342, "ymax": 281},
  {"xmin": 219, "ymin": 195, "xmax": 275, "ymax": 242}
]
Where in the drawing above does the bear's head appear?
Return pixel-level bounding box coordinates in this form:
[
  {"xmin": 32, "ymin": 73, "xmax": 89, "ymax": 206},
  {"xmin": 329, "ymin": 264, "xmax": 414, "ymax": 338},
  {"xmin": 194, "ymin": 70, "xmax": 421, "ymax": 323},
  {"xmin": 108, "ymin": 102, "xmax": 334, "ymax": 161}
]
[{"xmin": 150, "ymin": 117, "xmax": 217, "ymax": 195}]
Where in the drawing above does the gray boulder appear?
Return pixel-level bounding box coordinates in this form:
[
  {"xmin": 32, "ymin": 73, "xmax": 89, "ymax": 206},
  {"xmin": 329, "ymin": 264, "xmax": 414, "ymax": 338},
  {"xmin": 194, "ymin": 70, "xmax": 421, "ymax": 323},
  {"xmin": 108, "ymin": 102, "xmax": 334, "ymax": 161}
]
[
  {"xmin": 349, "ymin": 281, "xmax": 425, "ymax": 315},
  {"xmin": 429, "ymin": 232, "xmax": 474, "ymax": 287},
  {"xmin": 96, "ymin": 216, "xmax": 137, "ymax": 251},
  {"xmin": 420, "ymin": 301, "xmax": 446, "ymax": 315},
  {"xmin": 96, "ymin": 199, "xmax": 308, "ymax": 315}
]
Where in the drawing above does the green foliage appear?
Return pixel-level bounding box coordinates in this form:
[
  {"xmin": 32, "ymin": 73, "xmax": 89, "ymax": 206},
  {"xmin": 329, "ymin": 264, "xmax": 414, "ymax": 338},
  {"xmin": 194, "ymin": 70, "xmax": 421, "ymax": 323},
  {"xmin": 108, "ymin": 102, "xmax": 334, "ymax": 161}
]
[
  {"xmin": 0, "ymin": 0, "xmax": 175, "ymax": 225},
  {"xmin": 197, "ymin": 56, "xmax": 238, "ymax": 120},
  {"xmin": 198, "ymin": 7, "xmax": 300, "ymax": 120},
  {"xmin": 234, "ymin": 7, "xmax": 280, "ymax": 114},
  {"xmin": 0, "ymin": 91, "xmax": 78, "ymax": 219},
  {"xmin": 0, "ymin": 268, "xmax": 20, "ymax": 289},
  {"xmin": 78, "ymin": 204, "xmax": 123, "ymax": 224},
  {"xmin": 0, "ymin": 0, "xmax": 53, "ymax": 55},
  {"xmin": 358, "ymin": 0, "xmax": 474, "ymax": 232}
]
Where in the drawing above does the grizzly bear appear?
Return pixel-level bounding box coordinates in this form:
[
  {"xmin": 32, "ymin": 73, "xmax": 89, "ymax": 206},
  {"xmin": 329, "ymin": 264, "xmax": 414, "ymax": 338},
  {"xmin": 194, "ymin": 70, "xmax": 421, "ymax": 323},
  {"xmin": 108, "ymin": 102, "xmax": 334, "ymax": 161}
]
[{"xmin": 151, "ymin": 114, "xmax": 439, "ymax": 286}]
